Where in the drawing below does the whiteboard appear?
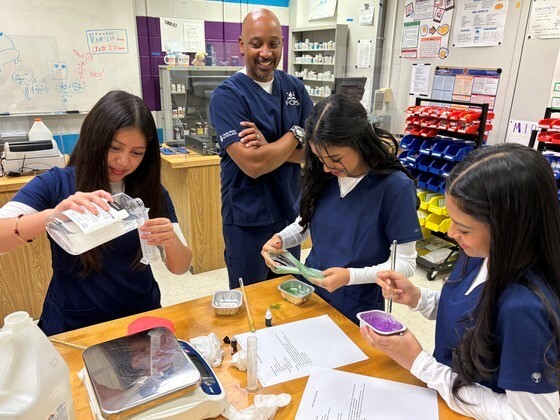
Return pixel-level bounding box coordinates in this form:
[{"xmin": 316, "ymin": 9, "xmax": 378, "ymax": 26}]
[{"xmin": 0, "ymin": 0, "xmax": 141, "ymax": 114}]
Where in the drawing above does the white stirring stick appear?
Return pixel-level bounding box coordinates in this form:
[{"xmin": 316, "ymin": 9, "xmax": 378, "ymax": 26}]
[{"xmin": 386, "ymin": 240, "xmax": 398, "ymax": 316}]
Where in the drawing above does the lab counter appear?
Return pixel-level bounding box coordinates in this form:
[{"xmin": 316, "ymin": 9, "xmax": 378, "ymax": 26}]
[
  {"xmin": 160, "ymin": 152, "xmax": 224, "ymax": 274},
  {"xmin": 0, "ymin": 174, "xmax": 53, "ymax": 321},
  {"xmin": 51, "ymin": 275, "xmax": 472, "ymax": 419}
]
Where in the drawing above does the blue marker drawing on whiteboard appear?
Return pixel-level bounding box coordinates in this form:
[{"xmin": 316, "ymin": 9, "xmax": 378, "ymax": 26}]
[
  {"xmin": 56, "ymin": 79, "xmax": 84, "ymax": 102},
  {"xmin": 0, "ymin": 33, "xmax": 21, "ymax": 65},
  {"xmin": 12, "ymin": 69, "xmax": 48, "ymax": 100},
  {"xmin": 52, "ymin": 61, "xmax": 68, "ymax": 80},
  {"xmin": 12, "ymin": 68, "xmax": 34, "ymax": 86}
]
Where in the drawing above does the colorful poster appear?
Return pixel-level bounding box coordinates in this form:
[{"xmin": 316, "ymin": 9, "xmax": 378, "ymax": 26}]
[
  {"xmin": 452, "ymin": 0, "xmax": 508, "ymax": 47},
  {"xmin": 401, "ymin": 0, "xmax": 454, "ymax": 59},
  {"xmin": 431, "ymin": 67, "xmax": 501, "ymax": 110}
]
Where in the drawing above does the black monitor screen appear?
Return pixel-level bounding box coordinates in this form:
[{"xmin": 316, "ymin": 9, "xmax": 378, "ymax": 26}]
[{"xmin": 331, "ymin": 77, "xmax": 367, "ymax": 102}]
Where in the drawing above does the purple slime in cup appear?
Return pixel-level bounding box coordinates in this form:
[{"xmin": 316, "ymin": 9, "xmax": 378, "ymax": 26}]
[{"xmin": 360, "ymin": 311, "xmax": 404, "ymax": 333}]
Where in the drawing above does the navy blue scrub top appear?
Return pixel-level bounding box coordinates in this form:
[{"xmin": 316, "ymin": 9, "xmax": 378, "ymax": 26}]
[
  {"xmin": 10, "ymin": 166, "xmax": 177, "ymax": 335},
  {"xmin": 305, "ymin": 171, "xmax": 423, "ymax": 322},
  {"xmin": 435, "ymin": 254, "xmax": 559, "ymax": 394}
]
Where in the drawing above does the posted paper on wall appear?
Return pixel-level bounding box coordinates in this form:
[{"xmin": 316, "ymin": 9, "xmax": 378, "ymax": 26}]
[
  {"xmin": 529, "ymin": 0, "xmax": 560, "ymax": 39},
  {"xmin": 296, "ymin": 367, "xmax": 439, "ymax": 420},
  {"xmin": 235, "ymin": 315, "xmax": 367, "ymax": 388},
  {"xmin": 410, "ymin": 63, "xmax": 431, "ymax": 96},
  {"xmin": 401, "ymin": 0, "xmax": 454, "ymax": 59},
  {"xmin": 452, "ymin": 0, "xmax": 508, "ymax": 47}
]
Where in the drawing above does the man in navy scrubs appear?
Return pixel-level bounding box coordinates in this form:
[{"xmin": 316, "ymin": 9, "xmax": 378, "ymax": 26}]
[{"xmin": 209, "ymin": 8, "xmax": 313, "ymax": 288}]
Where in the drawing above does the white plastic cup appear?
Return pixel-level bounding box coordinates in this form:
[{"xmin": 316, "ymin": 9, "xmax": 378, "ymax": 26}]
[{"xmin": 246, "ymin": 335, "xmax": 258, "ymax": 392}]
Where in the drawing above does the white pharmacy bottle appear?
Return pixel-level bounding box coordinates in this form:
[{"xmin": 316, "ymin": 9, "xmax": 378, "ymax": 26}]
[
  {"xmin": 45, "ymin": 192, "xmax": 159, "ymax": 264},
  {"xmin": 28, "ymin": 118, "xmax": 54, "ymax": 142},
  {"xmin": 0, "ymin": 311, "xmax": 75, "ymax": 419}
]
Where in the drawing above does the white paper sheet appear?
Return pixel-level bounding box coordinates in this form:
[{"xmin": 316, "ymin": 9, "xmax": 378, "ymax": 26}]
[
  {"xmin": 296, "ymin": 367, "xmax": 439, "ymax": 420},
  {"xmin": 236, "ymin": 315, "xmax": 368, "ymax": 387},
  {"xmin": 356, "ymin": 40, "xmax": 372, "ymax": 69},
  {"xmin": 410, "ymin": 63, "xmax": 431, "ymax": 96}
]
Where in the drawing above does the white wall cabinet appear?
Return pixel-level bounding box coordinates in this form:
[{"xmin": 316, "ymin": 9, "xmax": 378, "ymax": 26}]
[{"xmin": 290, "ymin": 24, "xmax": 348, "ymax": 102}]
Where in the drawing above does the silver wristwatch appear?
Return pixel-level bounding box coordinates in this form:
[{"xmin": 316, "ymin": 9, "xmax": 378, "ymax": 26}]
[{"xmin": 289, "ymin": 125, "xmax": 306, "ymax": 149}]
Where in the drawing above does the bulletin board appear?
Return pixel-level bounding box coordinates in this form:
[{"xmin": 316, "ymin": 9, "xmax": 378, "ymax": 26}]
[
  {"xmin": 431, "ymin": 67, "xmax": 501, "ymax": 109},
  {"xmin": 0, "ymin": 0, "xmax": 141, "ymax": 114}
]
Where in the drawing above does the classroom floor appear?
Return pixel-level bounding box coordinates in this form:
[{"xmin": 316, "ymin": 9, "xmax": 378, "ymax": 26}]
[{"xmin": 152, "ymin": 249, "xmax": 445, "ymax": 354}]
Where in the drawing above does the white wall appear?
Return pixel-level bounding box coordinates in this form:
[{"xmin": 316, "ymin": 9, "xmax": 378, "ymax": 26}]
[{"xmin": 290, "ymin": 0, "xmax": 560, "ymax": 144}]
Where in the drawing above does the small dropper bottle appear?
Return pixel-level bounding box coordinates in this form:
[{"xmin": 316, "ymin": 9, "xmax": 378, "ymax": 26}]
[{"xmin": 265, "ymin": 309, "xmax": 272, "ymax": 327}]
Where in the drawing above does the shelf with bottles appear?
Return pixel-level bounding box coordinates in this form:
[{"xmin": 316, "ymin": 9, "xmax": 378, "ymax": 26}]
[
  {"xmin": 290, "ymin": 24, "xmax": 348, "ymax": 103},
  {"xmin": 159, "ymin": 66, "xmax": 241, "ymax": 143}
]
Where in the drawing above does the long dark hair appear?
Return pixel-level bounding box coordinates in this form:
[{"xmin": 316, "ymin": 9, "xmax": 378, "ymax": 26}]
[
  {"xmin": 446, "ymin": 143, "xmax": 560, "ymax": 399},
  {"xmin": 299, "ymin": 93, "xmax": 413, "ymax": 230},
  {"xmin": 68, "ymin": 90, "xmax": 164, "ymax": 272}
]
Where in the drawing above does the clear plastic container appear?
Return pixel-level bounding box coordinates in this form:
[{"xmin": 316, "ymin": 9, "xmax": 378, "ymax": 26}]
[
  {"xmin": 28, "ymin": 118, "xmax": 53, "ymax": 142},
  {"xmin": 0, "ymin": 311, "xmax": 75, "ymax": 419},
  {"xmin": 45, "ymin": 192, "xmax": 158, "ymax": 264}
]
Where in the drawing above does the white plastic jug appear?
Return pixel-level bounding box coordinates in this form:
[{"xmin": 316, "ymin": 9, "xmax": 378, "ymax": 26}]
[
  {"xmin": 0, "ymin": 311, "xmax": 75, "ymax": 419},
  {"xmin": 28, "ymin": 118, "xmax": 53, "ymax": 142},
  {"xmin": 45, "ymin": 192, "xmax": 159, "ymax": 263}
]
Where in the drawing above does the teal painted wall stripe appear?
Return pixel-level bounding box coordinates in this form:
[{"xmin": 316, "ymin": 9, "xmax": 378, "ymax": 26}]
[{"xmin": 53, "ymin": 128, "xmax": 164, "ymax": 154}]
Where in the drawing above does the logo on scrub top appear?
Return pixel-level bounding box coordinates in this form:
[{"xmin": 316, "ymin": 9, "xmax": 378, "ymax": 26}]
[
  {"xmin": 531, "ymin": 372, "xmax": 542, "ymax": 383},
  {"xmin": 285, "ymin": 91, "xmax": 300, "ymax": 107}
]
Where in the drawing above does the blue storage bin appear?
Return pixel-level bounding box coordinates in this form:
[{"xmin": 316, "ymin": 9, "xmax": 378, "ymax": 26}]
[
  {"xmin": 427, "ymin": 175, "xmax": 444, "ymax": 193},
  {"xmin": 443, "ymin": 143, "xmax": 474, "ymax": 162},
  {"xmin": 417, "ymin": 173, "xmax": 432, "ymax": 189},
  {"xmin": 398, "ymin": 150, "xmax": 410, "ymax": 165},
  {"xmin": 428, "ymin": 159, "xmax": 447, "ymax": 175},
  {"xmin": 437, "ymin": 178, "xmax": 447, "ymax": 193},
  {"xmin": 406, "ymin": 151, "xmax": 421, "ymax": 164},
  {"xmin": 431, "ymin": 139, "xmax": 456, "ymax": 158},
  {"xmin": 440, "ymin": 162, "xmax": 454, "ymax": 177},
  {"xmin": 419, "ymin": 139, "xmax": 438, "ymax": 155},
  {"xmin": 416, "ymin": 155, "xmax": 434, "ymax": 172},
  {"xmin": 400, "ymin": 135, "xmax": 424, "ymax": 152}
]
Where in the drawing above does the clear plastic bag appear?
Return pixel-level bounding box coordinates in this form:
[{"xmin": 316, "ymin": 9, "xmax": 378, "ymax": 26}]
[{"xmin": 268, "ymin": 250, "xmax": 324, "ymax": 284}]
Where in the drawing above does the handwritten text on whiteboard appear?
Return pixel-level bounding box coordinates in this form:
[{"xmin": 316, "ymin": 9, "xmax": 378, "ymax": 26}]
[{"xmin": 86, "ymin": 29, "xmax": 129, "ymax": 54}]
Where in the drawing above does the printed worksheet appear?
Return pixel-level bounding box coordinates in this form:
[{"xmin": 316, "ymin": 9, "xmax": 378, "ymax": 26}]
[
  {"xmin": 236, "ymin": 315, "xmax": 367, "ymax": 387},
  {"xmin": 296, "ymin": 367, "xmax": 438, "ymax": 420}
]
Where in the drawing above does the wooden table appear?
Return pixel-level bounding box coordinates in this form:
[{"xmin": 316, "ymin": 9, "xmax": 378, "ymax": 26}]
[{"xmin": 52, "ymin": 276, "xmax": 471, "ymax": 419}]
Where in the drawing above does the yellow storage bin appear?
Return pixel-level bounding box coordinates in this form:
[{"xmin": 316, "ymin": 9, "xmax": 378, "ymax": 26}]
[
  {"xmin": 428, "ymin": 196, "xmax": 448, "ymax": 216},
  {"xmin": 425, "ymin": 213, "xmax": 451, "ymax": 233},
  {"xmin": 417, "ymin": 209, "xmax": 428, "ymax": 226},
  {"xmin": 421, "ymin": 226, "xmax": 431, "ymax": 238}
]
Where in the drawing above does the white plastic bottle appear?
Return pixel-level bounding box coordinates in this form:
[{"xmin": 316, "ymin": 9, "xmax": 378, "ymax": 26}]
[
  {"xmin": 0, "ymin": 311, "xmax": 75, "ymax": 419},
  {"xmin": 45, "ymin": 192, "xmax": 159, "ymax": 263},
  {"xmin": 28, "ymin": 118, "xmax": 53, "ymax": 142}
]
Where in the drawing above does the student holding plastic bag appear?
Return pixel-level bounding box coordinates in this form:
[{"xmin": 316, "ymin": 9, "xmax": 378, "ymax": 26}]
[{"xmin": 261, "ymin": 94, "xmax": 422, "ymax": 323}]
